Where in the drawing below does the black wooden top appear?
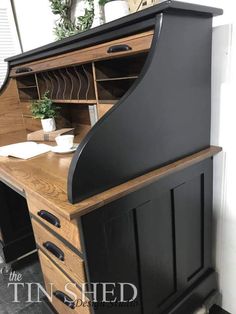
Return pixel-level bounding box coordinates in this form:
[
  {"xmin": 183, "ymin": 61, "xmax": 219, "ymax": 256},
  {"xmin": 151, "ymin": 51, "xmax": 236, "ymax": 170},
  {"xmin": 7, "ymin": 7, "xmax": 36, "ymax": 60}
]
[{"xmin": 6, "ymin": 1, "xmax": 222, "ymax": 66}]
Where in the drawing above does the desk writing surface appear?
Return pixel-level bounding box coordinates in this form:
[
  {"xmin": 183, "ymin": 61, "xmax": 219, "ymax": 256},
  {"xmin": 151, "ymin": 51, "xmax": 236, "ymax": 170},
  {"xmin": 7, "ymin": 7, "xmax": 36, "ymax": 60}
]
[
  {"xmin": 0, "ymin": 131, "xmax": 77, "ymax": 217},
  {"xmin": 0, "ymin": 131, "xmax": 222, "ymax": 221}
]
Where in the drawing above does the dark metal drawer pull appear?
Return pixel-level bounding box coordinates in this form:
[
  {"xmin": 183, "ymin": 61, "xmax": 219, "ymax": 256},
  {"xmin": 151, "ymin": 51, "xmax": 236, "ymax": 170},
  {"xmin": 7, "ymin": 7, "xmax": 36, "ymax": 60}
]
[
  {"xmin": 15, "ymin": 67, "xmax": 32, "ymax": 73},
  {"xmin": 37, "ymin": 210, "xmax": 61, "ymax": 228},
  {"xmin": 43, "ymin": 241, "xmax": 64, "ymax": 261},
  {"xmin": 53, "ymin": 290, "xmax": 76, "ymax": 309},
  {"xmin": 107, "ymin": 44, "xmax": 132, "ymax": 53}
]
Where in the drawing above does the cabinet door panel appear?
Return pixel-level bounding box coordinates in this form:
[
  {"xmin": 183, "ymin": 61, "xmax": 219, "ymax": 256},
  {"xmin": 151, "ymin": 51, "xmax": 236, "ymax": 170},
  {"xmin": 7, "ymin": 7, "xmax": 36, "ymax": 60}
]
[
  {"xmin": 81, "ymin": 159, "xmax": 215, "ymax": 314},
  {"xmin": 104, "ymin": 209, "xmax": 140, "ymax": 302},
  {"xmin": 81, "ymin": 205, "xmax": 142, "ymax": 314},
  {"xmin": 173, "ymin": 169, "xmax": 212, "ymax": 292},
  {"xmin": 136, "ymin": 195, "xmax": 176, "ymax": 312},
  {"xmin": 174, "ymin": 176, "xmax": 204, "ymax": 287}
]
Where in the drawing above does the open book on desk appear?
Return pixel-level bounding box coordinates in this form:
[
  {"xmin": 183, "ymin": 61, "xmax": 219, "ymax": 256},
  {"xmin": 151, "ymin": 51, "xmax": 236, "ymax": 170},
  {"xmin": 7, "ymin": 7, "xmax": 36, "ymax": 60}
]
[{"xmin": 0, "ymin": 142, "xmax": 52, "ymax": 160}]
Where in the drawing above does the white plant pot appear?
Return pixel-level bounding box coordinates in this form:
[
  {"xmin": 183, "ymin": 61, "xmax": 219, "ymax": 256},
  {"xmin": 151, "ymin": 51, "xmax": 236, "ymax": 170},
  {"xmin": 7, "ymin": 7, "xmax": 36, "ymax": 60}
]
[
  {"xmin": 41, "ymin": 118, "xmax": 56, "ymax": 133},
  {"xmin": 104, "ymin": 0, "xmax": 129, "ymax": 23}
]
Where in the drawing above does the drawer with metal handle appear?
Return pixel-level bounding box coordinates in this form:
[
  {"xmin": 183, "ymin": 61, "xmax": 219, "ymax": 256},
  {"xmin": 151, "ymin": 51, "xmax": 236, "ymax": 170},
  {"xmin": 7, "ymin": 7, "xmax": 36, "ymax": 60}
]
[
  {"xmin": 27, "ymin": 196, "xmax": 82, "ymax": 252},
  {"xmin": 32, "ymin": 218, "xmax": 85, "ymax": 286},
  {"xmin": 39, "ymin": 250, "xmax": 90, "ymax": 314},
  {"xmin": 10, "ymin": 30, "xmax": 154, "ymax": 75}
]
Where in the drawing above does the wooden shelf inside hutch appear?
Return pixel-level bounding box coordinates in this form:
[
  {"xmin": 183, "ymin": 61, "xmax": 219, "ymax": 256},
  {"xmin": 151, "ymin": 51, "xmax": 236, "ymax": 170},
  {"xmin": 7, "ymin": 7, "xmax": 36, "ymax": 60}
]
[
  {"xmin": 18, "ymin": 85, "xmax": 37, "ymax": 89},
  {"xmin": 52, "ymin": 99, "xmax": 97, "ymax": 104},
  {"xmin": 96, "ymin": 79, "xmax": 136, "ymax": 101},
  {"xmin": 18, "ymin": 87, "xmax": 39, "ymax": 101},
  {"xmin": 96, "ymin": 76, "xmax": 138, "ymax": 82}
]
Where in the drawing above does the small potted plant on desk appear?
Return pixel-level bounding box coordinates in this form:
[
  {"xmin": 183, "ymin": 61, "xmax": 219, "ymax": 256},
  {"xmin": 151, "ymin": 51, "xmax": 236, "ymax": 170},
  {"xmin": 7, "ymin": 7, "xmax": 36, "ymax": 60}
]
[
  {"xmin": 99, "ymin": 0, "xmax": 130, "ymax": 23},
  {"xmin": 31, "ymin": 91, "xmax": 59, "ymax": 132}
]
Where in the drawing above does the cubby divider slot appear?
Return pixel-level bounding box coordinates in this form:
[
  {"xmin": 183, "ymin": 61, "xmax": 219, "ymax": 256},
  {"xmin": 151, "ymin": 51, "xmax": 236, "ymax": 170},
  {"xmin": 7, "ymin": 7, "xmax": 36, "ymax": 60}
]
[
  {"xmin": 47, "ymin": 71, "xmax": 58, "ymax": 99},
  {"xmin": 16, "ymin": 74, "xmax": 37, "ymax": 88},
  {"xmin": 51, "ymin": 70, "xmax": 62, "ymax": 99},
  {"xmin": 65, "ymin": 67, "xmax": 78, "ymax": 99},
  {"xmin": 53, "ymin": 70, "xmax": 65, "ymax": 99},
  {"xmin": 82, "ymin": 64, "xmax": 95, "ymax": 100},
  {"xmin": 42, "ymin": 72, "xmax": 54, "ymax": 99},
  {"xmin": 76, "ymin": 65, "xmax": 89, "ymax": 100},
  {"xmin": 73, "ymin": 66, "xmax": 82, "ymax": 100},
  {"xmin": 97, "ymin": 78, "xmax": 136, "ymax": 102},
  {"xmin": 18, "ymin": 87, "xmax": 39, "ymax": 101},
  {"xmin": 55, "ymin": 69, "xmax": 68, "ymax": 99},
  {"xmin": 56, "ymin": 69, "xmax": 67, "ymax": 99},
  {"xmin": 37, "ymin": 72, "xmax": 49, "ymax": 97},
  {"xmin": 95, "ymin": 52, "xmax": 148, "ymax": 80}
]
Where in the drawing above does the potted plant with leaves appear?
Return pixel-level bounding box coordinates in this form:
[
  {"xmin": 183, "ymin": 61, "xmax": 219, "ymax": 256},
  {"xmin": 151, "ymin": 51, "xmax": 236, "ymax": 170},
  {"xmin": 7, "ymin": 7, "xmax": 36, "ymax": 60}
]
[
  {"xmin": 31, "ymin": 92, "xmax": 59, "ymax": 132},
  {"xmin": 99, "ymin": 0, "xmax": 129, "ymax": 23}
]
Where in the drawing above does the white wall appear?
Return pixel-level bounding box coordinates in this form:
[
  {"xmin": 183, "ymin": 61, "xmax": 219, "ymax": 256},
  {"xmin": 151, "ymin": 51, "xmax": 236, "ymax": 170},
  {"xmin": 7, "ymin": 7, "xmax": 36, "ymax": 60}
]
[
  {"xmin": 0, "ymin": 0, "xmax": 21, "ymax": 87},
  {"xmin": 13, "ymin": 0, "xmax": 93, "ymax": 52},
  {"xmin": 211, "ymin": 24, "xmax": 236, "ymax": 314},
  {"xmin": 13, "ymin": 0, "xmax": 57, "ymax": 51},
  {"xmin": 177, "ymin": 1, "xmax": 236, "ymax": 313}
]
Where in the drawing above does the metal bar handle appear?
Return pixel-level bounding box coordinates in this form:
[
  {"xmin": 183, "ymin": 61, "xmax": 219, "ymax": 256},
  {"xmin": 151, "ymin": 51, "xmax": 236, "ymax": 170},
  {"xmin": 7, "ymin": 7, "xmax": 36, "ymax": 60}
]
[
  {"xmin": 53, "ymin": 290, "xmax": 76, "ymax": 309},
  {"xmin": 37, "ymin": 210, "xmax": 61, "ymax": 228},
  {"xmin": 15, "ymin": 67, "xmax": 32, "ymax": 73},
  {"xmin": 107, "ymin": 44, "xmax": 132, "ymax": 53},
  {"xmin": 43, "ymin": 241, "xmax": 64, "ymax": 261}
]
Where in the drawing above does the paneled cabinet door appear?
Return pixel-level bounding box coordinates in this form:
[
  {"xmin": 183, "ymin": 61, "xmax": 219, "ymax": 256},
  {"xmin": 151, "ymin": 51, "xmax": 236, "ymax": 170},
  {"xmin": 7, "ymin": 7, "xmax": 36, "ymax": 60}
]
[{"xmin": 81, "ymin": 159, "xmax": 214, "ymax": 314}]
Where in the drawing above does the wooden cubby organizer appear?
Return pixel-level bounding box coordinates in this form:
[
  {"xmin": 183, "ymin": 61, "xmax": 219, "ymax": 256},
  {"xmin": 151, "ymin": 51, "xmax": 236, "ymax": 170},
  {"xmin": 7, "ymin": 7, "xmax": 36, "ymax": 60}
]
[
  {"xmin": 16, "ymin": 74, "xmax": 39, "ymax": 101},
  {"xmin": 36, "ymin": 64, "xmax": 96, "ymax": 101},
  {"xmin": 14, "ymin": 51, "xmax": 149, "ymax": 136},
  {"xmin": 95, "ymin": 53, "xmax": 147, "ymax": 103}
]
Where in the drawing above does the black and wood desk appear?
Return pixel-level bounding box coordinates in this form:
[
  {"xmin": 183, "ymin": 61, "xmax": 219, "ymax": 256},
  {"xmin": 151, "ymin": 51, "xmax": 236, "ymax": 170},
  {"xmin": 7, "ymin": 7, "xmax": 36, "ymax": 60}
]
[{"xmin": 0, "ymin": 1, "xmax": 223, "ymax": 313}]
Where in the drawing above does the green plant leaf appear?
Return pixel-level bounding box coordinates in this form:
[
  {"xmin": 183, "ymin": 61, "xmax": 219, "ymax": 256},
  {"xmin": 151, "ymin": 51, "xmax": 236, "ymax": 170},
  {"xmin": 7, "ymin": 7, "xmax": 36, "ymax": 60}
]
[
  {"xmin": 31, "ymin": 91, "xmax": 59, "ymax": 119},
  {"xmin": 99, "ymin": 0, "xmax": 109, "ymax": 6},
  {"xmin": 49, "ymin": 0, "xmax": 94, "ymax": 40}
]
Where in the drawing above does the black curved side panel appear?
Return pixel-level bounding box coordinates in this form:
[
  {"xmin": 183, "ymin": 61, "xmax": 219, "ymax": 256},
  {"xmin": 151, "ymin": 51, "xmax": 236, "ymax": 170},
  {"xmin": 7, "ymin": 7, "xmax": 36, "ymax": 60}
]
[{"xmin": 68, "ymin": 10, "xmax": 213, "ymax": 203}]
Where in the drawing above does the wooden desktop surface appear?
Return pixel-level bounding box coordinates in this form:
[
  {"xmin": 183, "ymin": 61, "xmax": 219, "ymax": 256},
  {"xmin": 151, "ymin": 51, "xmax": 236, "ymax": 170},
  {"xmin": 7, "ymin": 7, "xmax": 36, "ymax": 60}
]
[{"xmin": 0, "ymin": 130, "xmax": 222, "ymax": 221}]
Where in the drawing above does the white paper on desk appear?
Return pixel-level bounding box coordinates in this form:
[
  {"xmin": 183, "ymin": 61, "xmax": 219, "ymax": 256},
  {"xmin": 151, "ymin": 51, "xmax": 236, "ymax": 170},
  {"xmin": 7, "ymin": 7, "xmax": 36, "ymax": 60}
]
[{"xmin": 0, "ymin": 142, "xmax": 52, "ymax": 159}]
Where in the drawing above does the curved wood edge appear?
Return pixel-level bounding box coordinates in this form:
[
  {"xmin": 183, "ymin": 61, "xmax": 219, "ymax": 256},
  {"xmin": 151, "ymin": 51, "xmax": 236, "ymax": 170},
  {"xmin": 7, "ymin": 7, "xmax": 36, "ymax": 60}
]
[
  {"xmin": 0, "ymin": 62, "xmax": 10, "ymax": 95},
  {"xmin": 0, "ymin": 79, "xmax": 25, "ymax": 134},
  {"xmin": 67, "ymin": 146, "xmax": 222, "ymax": 220}
]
